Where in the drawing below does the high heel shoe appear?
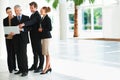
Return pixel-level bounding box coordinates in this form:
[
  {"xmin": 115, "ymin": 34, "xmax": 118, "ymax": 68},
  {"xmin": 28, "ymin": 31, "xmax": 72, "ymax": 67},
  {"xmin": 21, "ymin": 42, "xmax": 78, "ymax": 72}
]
[{"xmin": 40, "ymin": 68, "xmax": 52, "ymax": 75}]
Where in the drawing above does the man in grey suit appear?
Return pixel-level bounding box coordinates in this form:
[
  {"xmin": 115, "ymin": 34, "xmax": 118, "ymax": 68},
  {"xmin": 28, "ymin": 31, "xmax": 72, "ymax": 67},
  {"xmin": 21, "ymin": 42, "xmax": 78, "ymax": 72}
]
[{"xmin": 11, "ymin": 5, "xmax": 29, "ymax": 77}]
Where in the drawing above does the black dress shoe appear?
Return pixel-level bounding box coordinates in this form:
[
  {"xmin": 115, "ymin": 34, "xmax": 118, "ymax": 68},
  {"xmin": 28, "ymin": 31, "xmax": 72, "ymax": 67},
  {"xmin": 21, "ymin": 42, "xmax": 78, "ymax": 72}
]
[
  {"xmin": 14, "ymin": 71, "xmax": 21, "ymax": 74},
  {"xmin": 34, "ymin": 68, "xmax": 43, "ymax": 73},
  {"xmin": 29, "ymin": 66, "xmax": 36, "ymax": 71},
  {"xmin": 28, "ymin": 68, "xmax": 34, "ymax": 71},
  {"xmin": 40, "ymin": 68, "xmax": 52, "ymax": 75},
  {"xmin": 14, "ymin": 69, "xmax": 18, "ymax": 71},
  {"xmin": 21, "ymin": 72, "xmax": 28, "ymax": 77},
  {"xmin": 9, "ymin": 70, "xmax": 13, "ymax": 73}
]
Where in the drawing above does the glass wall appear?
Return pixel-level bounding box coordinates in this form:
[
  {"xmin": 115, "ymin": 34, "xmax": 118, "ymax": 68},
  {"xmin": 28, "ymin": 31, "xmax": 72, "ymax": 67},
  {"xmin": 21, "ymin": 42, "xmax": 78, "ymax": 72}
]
[
  {"xmin": 82, "ymin": 7, "xmax": 102, "ymax": 31},
  {"xmin": 94, "ymin": 8, "xmax": 102, "ymax": 30},
  {"xmin": 83, "ymin": 8, "xmax": 91, "ymax": 30},
  {"xmin": 68, "ymin": 14, "xmax": 74, "ymax": 31}
]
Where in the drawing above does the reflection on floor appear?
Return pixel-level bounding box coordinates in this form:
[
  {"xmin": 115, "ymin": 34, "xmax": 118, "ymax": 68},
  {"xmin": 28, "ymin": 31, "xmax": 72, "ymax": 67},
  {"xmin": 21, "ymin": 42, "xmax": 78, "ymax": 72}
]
[
  {"xmin": 1, "ymin": 39, "xmax": 120, "ymax": 80},
  {"xmin": 0, "ymin": 71, "xmax": 82, "ymax": 80}
]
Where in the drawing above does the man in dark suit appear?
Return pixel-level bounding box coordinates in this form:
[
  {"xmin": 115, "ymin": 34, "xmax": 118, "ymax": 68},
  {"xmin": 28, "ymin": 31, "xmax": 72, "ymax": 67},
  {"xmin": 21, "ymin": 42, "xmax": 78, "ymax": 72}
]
[
  {"xmin": 11, "ymin": 5, "xmax": 29, "ymax": 77},
  {"xmin": 3, "ymin": 7, "xmax": 17, "ymax": 73},
  {"xmin": 19, "ymin": 1, "xmax": 44, "ymax": 73}
]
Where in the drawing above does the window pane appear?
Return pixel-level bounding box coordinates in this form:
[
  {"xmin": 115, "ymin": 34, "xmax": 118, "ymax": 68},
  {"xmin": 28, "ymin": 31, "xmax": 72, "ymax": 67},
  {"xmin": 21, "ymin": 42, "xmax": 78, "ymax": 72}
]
[
  {"xmin": 94, "ymin": 8, "xmax": 102, "ymax": 30},
  {"xmin": 69, "ymin": 14, "xmax": 74, "ymax": 31},
  {"xmin": 69, "ymin": 14, "xmax": 74, "ymax": 24},
  {"xmin": 82, "ymin": 8, "xmax": 91, "ymax": 30}
]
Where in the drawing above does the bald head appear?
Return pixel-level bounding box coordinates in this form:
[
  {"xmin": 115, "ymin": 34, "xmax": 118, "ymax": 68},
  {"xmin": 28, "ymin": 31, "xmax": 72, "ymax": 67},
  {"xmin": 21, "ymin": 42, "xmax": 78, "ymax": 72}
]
[{"xmin": 14, "ymin": 5, "xmax": 22, "ymax": 16}]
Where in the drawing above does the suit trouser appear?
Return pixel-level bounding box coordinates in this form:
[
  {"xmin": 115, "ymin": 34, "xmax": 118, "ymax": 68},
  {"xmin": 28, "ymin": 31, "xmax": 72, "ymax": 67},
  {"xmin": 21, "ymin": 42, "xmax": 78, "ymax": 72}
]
[
  {"xmin": 30, "ymin": 38, "xmax": 44, "ymax": 69},
  {"xmin": 6, "ymin": 39, "xmax": 16, "ymax": 72},
  {"xmin": 13, "ymin": 35, "xmax": 28, "ymax": 73}
]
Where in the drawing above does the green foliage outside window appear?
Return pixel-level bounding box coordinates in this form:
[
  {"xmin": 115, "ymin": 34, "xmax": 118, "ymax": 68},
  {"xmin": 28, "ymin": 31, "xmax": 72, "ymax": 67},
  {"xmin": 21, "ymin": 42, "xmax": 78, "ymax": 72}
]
[
  {"xmin": 94, "ymin": 8, "xmax": 102, "ymax": 30},
  {"xmin": 83, "ymin": 8, "xmax": 102, "ymax": 30},
  {"xmin": 83, "ymin": 9, "xmax": 91, "ymax": 30},
  {"xmin": 69, "ymin": 14, "xmax": 74, "ymax": 24}
]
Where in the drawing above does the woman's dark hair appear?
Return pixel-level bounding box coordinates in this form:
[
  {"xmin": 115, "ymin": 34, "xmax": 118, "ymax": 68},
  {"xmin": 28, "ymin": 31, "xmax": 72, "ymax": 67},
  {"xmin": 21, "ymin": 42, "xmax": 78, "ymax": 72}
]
[
  {"xmin": 29, "ymin": 1, "xmax": 38, "ymax": 8},
  {"xmin": 6, "ymin": 7, "xmax": 11, "ymax": 12}
]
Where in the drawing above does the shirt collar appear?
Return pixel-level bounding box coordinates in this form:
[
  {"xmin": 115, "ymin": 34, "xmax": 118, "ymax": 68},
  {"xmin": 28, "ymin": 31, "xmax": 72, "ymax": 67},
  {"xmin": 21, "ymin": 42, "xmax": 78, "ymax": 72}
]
[{"xmin": 17, "ymin": 14, "xmax": 22, "ymax": 19}]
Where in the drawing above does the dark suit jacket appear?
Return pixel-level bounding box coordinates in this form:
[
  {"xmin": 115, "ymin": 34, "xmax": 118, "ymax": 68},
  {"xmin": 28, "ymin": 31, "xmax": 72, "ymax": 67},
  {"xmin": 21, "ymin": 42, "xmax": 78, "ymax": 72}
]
[
  {"xmin": 24, "ymin": 11, "xmax": 41, "ymax": 40},
  {"xmin": 3, "ymin": 17, "xmax": 10, "ymax": 26},
  {"xmin": 3, "ymin": 17, "xmax": 12, "ymax": 37},
  {"xmin": 40, "ymin": 15, "xmax": 52, "ymax": 39},
  {"xmin": 11, "ymin": 15, "xmax": 29, "ymax": 44}
]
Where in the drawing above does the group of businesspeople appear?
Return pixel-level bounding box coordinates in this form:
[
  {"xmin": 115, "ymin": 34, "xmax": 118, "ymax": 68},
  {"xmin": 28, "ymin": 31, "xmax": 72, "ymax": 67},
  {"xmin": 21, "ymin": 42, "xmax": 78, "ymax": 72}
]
[{"xmin": 3, "ymin": 1, "xmax": 52, "ymax": 77}]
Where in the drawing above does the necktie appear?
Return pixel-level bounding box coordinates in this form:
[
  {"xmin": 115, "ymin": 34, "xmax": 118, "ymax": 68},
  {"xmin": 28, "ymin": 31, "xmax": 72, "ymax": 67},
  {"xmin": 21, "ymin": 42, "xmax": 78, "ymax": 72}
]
[{"xmin": 18, "ymin": 16, "xmax": 21, "ymax": 22}]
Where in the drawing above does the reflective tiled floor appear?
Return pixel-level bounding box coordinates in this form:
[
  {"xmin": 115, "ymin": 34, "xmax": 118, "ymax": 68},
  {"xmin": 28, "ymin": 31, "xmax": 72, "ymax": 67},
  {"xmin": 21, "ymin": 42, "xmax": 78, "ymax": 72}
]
[{"xmin": 1, "ymin": 39, "xmax": 120, "ymax": 80}]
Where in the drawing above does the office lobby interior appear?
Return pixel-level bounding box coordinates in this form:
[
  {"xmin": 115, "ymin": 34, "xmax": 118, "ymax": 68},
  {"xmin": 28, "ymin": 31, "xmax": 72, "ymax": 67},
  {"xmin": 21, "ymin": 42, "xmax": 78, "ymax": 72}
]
[{"xmin": 1, "ymin": 0, "xmax": 120, "ymax": 80}]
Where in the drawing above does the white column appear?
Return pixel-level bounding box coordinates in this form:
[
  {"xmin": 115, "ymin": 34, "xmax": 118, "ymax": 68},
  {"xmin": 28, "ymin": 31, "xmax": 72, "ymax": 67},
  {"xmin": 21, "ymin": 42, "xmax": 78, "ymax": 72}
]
[
  {"xmin": 59, "ymin": 0, "xmax": 68, "ymax": 40},
  {"xmin": 103, "ymin": 4, "xmax": 120, "ymax": 38},
  {"xmin": 0, "ymin": 0, "xmax": 9, "ymax": 59}
]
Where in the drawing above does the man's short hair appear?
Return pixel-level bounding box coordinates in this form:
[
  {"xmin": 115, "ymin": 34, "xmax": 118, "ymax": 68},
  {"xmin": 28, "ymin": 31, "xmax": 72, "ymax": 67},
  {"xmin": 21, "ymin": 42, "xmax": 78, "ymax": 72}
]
[
  {"xmin": 6, "ymin": 7, "xmax": 11, "ymax": 11},
  {"xmin": 14, "ymin": 5, "xmax": 21, "ymax": 9},
  {"xmin": 29, "ymin": 1, "xmax": 38, "ymax": 8}
]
